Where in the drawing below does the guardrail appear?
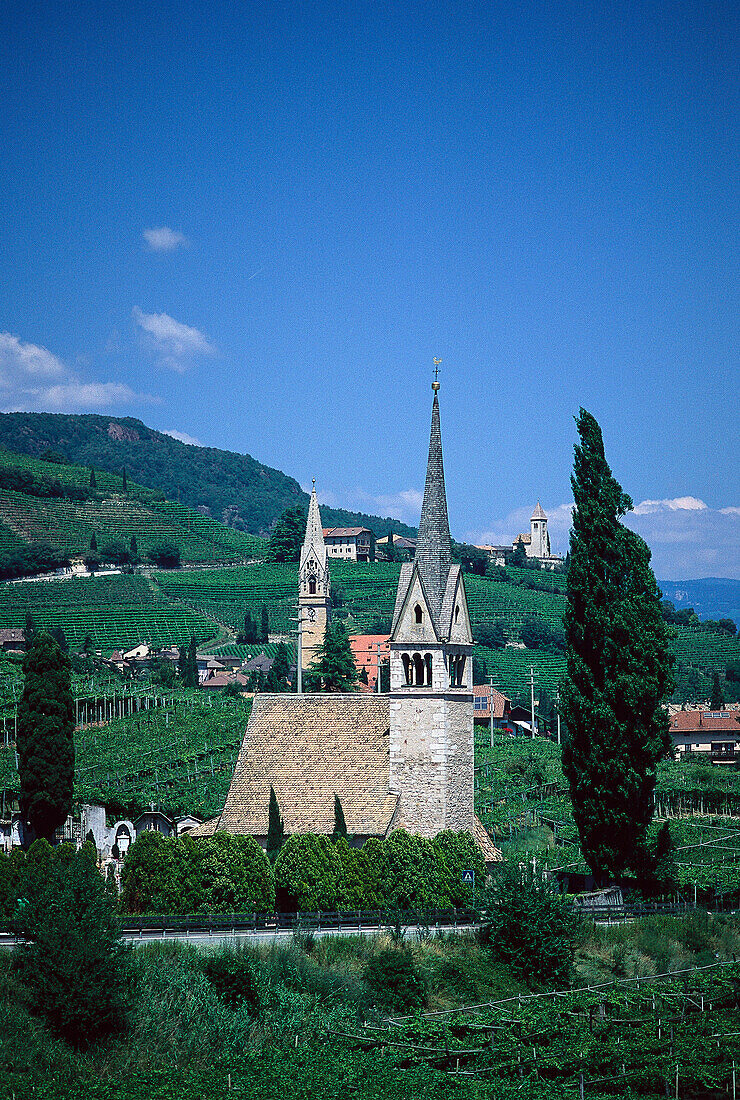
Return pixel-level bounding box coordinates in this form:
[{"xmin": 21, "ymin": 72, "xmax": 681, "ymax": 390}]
[{"xmin": 116, "ymin": 907, "xmax": 479, "ymax": 936}]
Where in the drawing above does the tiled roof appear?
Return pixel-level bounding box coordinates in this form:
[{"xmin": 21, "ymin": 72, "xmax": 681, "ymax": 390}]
[
  {"xmin": 322, "ymin": 527, "xmax": 372, "ymax": 538},
  {"xmin": 514, "ymin": 533, "xmax": 531, "ymax": 544},
  {"xmin": 216, "ymin": 694, "xmax": 398, "ymax": 837},
  {"xmin": 531, "ymin": 501, "xmax": 547, "ymax": 520},
  {"xmin": 472, "ymin": 685, "xmax": 511, "ymax": 719},
  {"xmin": 670, "ymin": 710, "xmax": 740, "ymax": 734},
  {"xmin": 474, "ymin": 816, "xmax": 502, "ymax": 862},
  {"xmin": 188, "ymin": 817, "xmax": 220, "ymax": 837}
]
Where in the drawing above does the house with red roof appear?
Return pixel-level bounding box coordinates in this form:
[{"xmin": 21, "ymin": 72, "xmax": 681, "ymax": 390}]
[
  {"xmin": 322, "ymin": 527, "xmax": 375, "ymax": 562},
  {"xmin": 669, "ymin": 707, "xmax": 740, "ymax": 762},
  {"xmin": 349, "ymin": 634, "xmax": 390, "ymax": 691}
]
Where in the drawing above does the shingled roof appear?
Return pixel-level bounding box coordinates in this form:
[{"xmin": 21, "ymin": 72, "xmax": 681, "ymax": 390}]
[
  {"xmin": 216, "ymin": 694, "xmax": 399, "ymax": 837},
  {"xmin": 414, "ymin": 392, "xmax": 453, "ymax": 627}
]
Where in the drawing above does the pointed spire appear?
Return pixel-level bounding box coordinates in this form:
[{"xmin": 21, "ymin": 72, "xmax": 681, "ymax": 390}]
[
  {"xmin": 531, "ymin": 500, "xmax": 547, "ymax": 521},
  {"xmin": 415, "ymin": 387, "xmax": 452, "ymax": 620},
  {"xmin": 300, "ymin": 479, "xmax": 327, "ymax": 574}
]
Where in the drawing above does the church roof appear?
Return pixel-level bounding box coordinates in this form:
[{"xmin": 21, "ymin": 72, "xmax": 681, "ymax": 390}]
[
  {"xmin": 531, "ymin": 500, "xmax": 547, "ymax": 520},
  {"xmin": 216, "ymin": 694, "xmax": 399, "ymax": 837},
  {"xmin": 300, "ymin": 484, "xmax": 327, "ymax": 574},
  {"xmin": 405, "ymin": 391, "xmax": 453, "ymax": 629}
]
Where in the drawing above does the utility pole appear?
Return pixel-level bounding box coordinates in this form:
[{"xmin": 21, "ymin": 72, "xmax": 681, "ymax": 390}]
[
  {"xmin": 556, "ymin": 686, "xmax": 561, "ymax": 746},
  {"xmin": 530, "ymin": 666, "xmax": 536, "ymax": 739},
  {"xmin": 490, "ymin": 676, "xmax": 495, "ymax": 748},
  {"xmin": 377, "ymin": 642, "xmax": 382, "ymax": 694}
]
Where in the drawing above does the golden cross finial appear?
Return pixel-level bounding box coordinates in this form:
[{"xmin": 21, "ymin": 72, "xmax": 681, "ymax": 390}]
[{"xmin": 432, "ymin": 358, "xmax": 441, "ymax": 391}]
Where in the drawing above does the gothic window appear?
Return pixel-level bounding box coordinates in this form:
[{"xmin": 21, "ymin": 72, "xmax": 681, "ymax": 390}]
[
  {"xmin": 456, "ymin": 656, "xmax": 466, "ymax": 687},
  {"xmin": 454, "ymin": 605, "xmax": 460, "ymax": 623},
  {"xmin": 413, "ymin": 653, "xmax": 424, "ymax": 686},
  {"xmin": 425, "ymin": 653, "xmax": 432, "ymax": 685},
  {"xmin": 308, "ymin": 575, "xmax": 317, "ymax": 595},
  {"xmin": 414, "ymin": 603, "xmax": 423, "ymax": 624}
]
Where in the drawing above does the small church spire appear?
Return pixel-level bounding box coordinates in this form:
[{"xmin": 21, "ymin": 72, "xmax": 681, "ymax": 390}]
[
  {"xmin": 300, "ymin": 479, "xmax": 327, "ymax": 574},
  {"xmin": 414, "ymin": 368, "xmax": 452, "ymax": 620}
]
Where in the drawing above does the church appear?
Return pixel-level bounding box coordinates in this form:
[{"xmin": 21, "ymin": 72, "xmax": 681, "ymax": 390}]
[{"xmin": 195, "ymin": 379, "xmax": 500, "ymax": 862}]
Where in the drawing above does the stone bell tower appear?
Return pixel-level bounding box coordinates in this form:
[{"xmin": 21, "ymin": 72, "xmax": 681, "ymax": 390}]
[
  {"xmin": 299, "ymin": 481, "xmax": 331, "ymax": 672},
  {"xmin": 388, "ymin": 374, "xmax": 474, "ymax": 836},
  {"xmin": 530, "ymin": 501, "xmax": 549, "ymax": 559}
]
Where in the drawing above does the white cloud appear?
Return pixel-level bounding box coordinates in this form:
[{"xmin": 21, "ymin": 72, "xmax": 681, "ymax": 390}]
[
  {"xmin": 143, "ymin": 227, "xmax": 188, "ymax": 252},
  {"xmin": 720, "ymin": 507, "xmax": 740, "ymax": 517},
  {"xmin": 472, "ymin": 502, "xmax": 573, "ymax": 555},
  {"xmin": 0, "ymin": 332, "xmax": 152, "ymax": 413},
  {"xmin": 162, "ymin": 428, "xmax": 202, "ymax": 447},
  {"xmin": 631, "ymin": 496, "xmax": 708, "ymax": 516},
  {"xmin": 132, "ymin": 307, "xmax": 215, "ymax": 372}
]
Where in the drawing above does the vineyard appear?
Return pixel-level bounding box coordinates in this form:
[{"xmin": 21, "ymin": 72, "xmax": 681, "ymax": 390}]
[
  {"xmin": 0, "ymin": 573, "xmax": 218, "ymax": 651},
  {"xmin": 334, "ymin": 962, "xmax": 740, "ymax": 1097}
]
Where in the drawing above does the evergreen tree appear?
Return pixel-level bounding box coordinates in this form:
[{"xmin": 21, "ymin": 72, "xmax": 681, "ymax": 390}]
[
  {"xmin": 310, "ymin": 618, "xmax": 358, "ymax": 692},
  {"xmin": 23, "ymin": 610, "xmax": 38, "ymax": 650},
  {"xmin": 121, "ymin": 466, "xmax": 127, "ymax": 491},
  {"xmin": 561, "ymin": 410, "xmax": 673, "ymax": 882},
  {"xmin": 239, "ymin": 611, "xmax": 257, "ymax": 644},
  {"xmin": 358, "ymin": 664, "xmax": 369, "ymax": 685},
  {"xmin": 130, "ymin": 534, "xmax": 138, "ymax": 561},
  {"xmin": 49, "ymin": 626, "xmax": 68, "ymax": 653},
  {"xmin": 710, "ymin": 671, "xmax": 724, "ymax": 710},
  {"xmin": 266, "ymin": 786, "xmax": 284, "ymax": 862},
  {"xmin": 272, "ymin": 641, "xmax": 290, "ymax": 688},
  {"xmin": 177, "ymin": 645, "xmax": 187, "ymax": 682},
  {"xmin": 89, "ymin": 466, "xmax": 97, "ymax": 489},
  {"xmin": 17, "ymin": 632, "xmax": 75, "ymax": 843},
  {"xmin": 266, "ymin": 506, "xmax": 306, "ymax": 563},
  {"xmin": 260, "ymin": 605, "xmax": 269, "ymax": 643},
  {"xmin": 13, "ymin": 842, "xmax": 129, "ymax": 1048},
  {"xmin": 187, "ymin": 635, "xmax": 198, "ymax": 688},
  {"xmin": 512, "ymin": 540, "xmax": 527, "ymax": 568},
  {"xmin": 332, "ymin": 794, "xmax": 348, "ymax": 841},
  {"xmin": 379, "ymin": 658, "xmax": 390, "ymax": 693},
  {"xmin": 89, "ymin": 532, "xmax": 97, "ymax": 552}
]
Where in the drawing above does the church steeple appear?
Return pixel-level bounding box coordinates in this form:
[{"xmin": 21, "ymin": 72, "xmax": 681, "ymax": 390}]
[
  {"xmin": 299, "ymin": 481, "xmax": 331, "ymax": 672},
  {"xmin": 414, "ymin": 386, "xmax": 452, "ymax": 626}
]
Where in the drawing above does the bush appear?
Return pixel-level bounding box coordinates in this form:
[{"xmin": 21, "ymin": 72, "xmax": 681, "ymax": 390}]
[
  {"xmin": 364, "ymin": 947, "xmax": 427, "ymax": 1012},
  {"xmin": 13, "ymin": 843, "xmax": 130, "ymax": 1049},
  {"xmin": 274, "ymin": 833, "xmax": 341, "ymax": 911},
  {"xmin": 382, "ymin": 830, "xmax": 451, "ymax": 910},
  {"xmin": 147, "ymin": 541, "xmax": 181, "ymax": 569},
  {"xmin": 476, "ymin": 620, "xmax": 507, "ymax": 650},
  {"xmin": 201, "ymin": 947, "xmax": 262, "ymax": 1013},
  {"xmin": 430, "ymin": 831, "xmax": 485, "ymax": 908},
  {"xmin": 479, "ymin": 862, "xmax": 579, "ymax": 986},
  {"xmin": 520, "ymin": 617, "xmax": 565, "ymax": 651}
]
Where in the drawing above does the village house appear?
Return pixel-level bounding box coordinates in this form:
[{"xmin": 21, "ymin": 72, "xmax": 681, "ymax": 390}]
[
  {"xmin": 669, "ymin": 708, "xmax": 740, "ymax": 762},
  {"xmin": 472, "ymin": 685, "xmax": 513, "ymax": 729},
  {"xmin": 322, "ymin": 526, "xmax": 375, "ymax": 562},
  {"xmin": 349, "ymin": 633, "xmax": 390, "ymax": 691}
]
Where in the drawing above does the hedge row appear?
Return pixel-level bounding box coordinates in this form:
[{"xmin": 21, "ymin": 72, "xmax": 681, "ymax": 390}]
[{"xmin": 119, "ymin": 828, "xmax": 486, "ymax": 914}]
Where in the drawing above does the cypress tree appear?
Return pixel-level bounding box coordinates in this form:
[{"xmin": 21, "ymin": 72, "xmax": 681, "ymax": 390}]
[
  {"xmin": 121, "ymin": 467, "xmax": 127, "ymax": 491},
  {"xmin": 89, "ymin": 532, "xmax": 97, "ymax": 552},
  {"xmin": 187, "ymin": 635, "xmax": 198, "ymax": 688},
  {"xmin": 710, "ymin": 671, "xmax": 724, "ymax": 710},
  {"xmin": 260, "ymin": 605, "xmax": 269, "ymax": 643},
  {"xmin": 17, "ymin": 632, "xmax": 75, "ymax": 843},
  {"xmin": 177, "ymin": 645, "xmax": 187, "ymax": 682},
  {"xmin": 561, "ymin": 410, "xmax": 673, "ymax": 882},
  {"xmin": 266, "ymin": 786, "xmax": 284, "ymax": 862},
  {"xmin": 332, "ymin": 794, "xmax": 348, "ymax": 842},
  {"xmin": 23, "ymin": 610, "xmax": 38, "ymax": 650},
  {"xmin": 89, "ymin": 467, "xmax": 97, "ymax": 489},
  {"xmin": 272, "ymin": 642, "xmax": 290, "ymax": 688},
  {"xmin": 130, "ymin": 535, "xmax": 138, "ymax": 560}
]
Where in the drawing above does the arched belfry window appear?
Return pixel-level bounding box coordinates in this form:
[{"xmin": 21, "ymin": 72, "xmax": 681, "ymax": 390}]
[
  {"xmin": 413, "ymin": 653, "xmax": 424, "ymax": 686},
  {"xmin": 308, "ymin": 574, "xmax": 317, "ymax": 595},
  {"xmin": 414, "ymin": 603, "xmax": 423, "ymax": 624},
  {"xmin": 454, "ymin": 605, "xmax": 460, "ymax": 623},
  {"xmin": 425, "ymin": 653, "xmax": 432, "ymax": 686},
  {"xmin": 402, "ymin": 653, "xmax": 412, "ymax": 686}
]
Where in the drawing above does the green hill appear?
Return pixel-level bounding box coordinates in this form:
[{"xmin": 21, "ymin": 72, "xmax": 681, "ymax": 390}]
[
  {"xmin": 0, "ymin": 447, "xmax": 262, "ymax": 565},
  {"xmin": 0, "ymin": 412, "xmax": 417, "ymax": 539}
]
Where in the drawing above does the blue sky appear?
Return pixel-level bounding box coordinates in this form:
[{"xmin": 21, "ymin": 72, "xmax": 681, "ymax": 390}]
[{"xmin": 0, "ymin": 0, "xmax": 737, "ymax": 579}]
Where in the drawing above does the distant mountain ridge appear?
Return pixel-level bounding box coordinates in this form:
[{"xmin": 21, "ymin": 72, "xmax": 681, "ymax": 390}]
[
  {"xmin": 658, "ymin": 577, "xmax": 740, "ymax": 626},
  {"xmin": 0, "ymin": 413, "xmax": 416, "ymax": 539}
]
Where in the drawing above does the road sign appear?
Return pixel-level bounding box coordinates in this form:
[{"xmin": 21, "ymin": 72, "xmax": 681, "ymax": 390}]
[{"xmin": 461, "ymin": 870, "xmax": 474, "ymax": 885}]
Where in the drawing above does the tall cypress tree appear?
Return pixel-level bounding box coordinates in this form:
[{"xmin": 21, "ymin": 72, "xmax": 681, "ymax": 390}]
[
  {"xmin": 310, "ymin": 619, "xmax": 358, "ymax": 693},
  {"xmin": 187, "ymin": 635, "xmax": 198, "ymax": 688},
  {"xmin": 266, "ymin": 786, "xmax": 284, "ymax": 862},
  {"xmin": 710, "ymin": 671, "xmax": 724, "ymax": 710},
  {"xmin": 260, "ymin": 605, "xmax": 269, "ymax": 644},
  {"xmin": 17, "ymin": 633, "xmax": 75, "ymax": 843},
  {"xmin": 89, "ymin": 467, "xmax": 97, "ymax": 489},
  {"xmin": 332, "ymin": 794, "xmax": 347, "ymax": 842},
  {"xmin": 561, "ymin": 410, "xmax": 673, "ymax": 882}
]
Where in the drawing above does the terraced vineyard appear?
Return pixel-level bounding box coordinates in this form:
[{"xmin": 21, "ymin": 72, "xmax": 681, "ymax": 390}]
[
  {"xmin": 0, "ymin": 573, "xmax": 217, "ymax": 650},
  {"xmin": 0, "ymin": 447, "xmax": 263, "ymax": 563}
]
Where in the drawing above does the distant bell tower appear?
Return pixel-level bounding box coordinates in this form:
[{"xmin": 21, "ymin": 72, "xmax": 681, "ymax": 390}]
[
  {"xmin": 388, "ymin": 367, "xmax": 474, "ymax": 836},
  {"xmin": 530, "ymin": 501, "xmax": 549, "ymax": 559},
  {"xmin": 299, "ymin": 481, "xmax": 331, "ymax": 672}
]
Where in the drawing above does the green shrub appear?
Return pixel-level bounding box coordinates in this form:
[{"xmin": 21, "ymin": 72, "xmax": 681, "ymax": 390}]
[
  {"xmin": 382, "ymin": 830, "xmax": 451, "ymax": 910},
  {"xmin": 479, "ymin": 862, "xmax": 580, "ymax": 986},
  {"xmin": 364, "ymin": 947, "xmax": 427, "ymax": 1012},
  {"xmin": 201, "ymin": 947, "xmax": 261, "ymax": 1013},
  {"xmin": 13, "ymin": 843, "xmax": 130, "ymax": 1049},
  {"xmin": 274, "ymin": 833, "xmax": 341, "ymax": 911}
]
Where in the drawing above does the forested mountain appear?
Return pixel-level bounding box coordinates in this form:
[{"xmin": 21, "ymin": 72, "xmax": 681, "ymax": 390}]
[{"xmin": 0, "ymin": 413, "xmax": 416, "ymax": 538}]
